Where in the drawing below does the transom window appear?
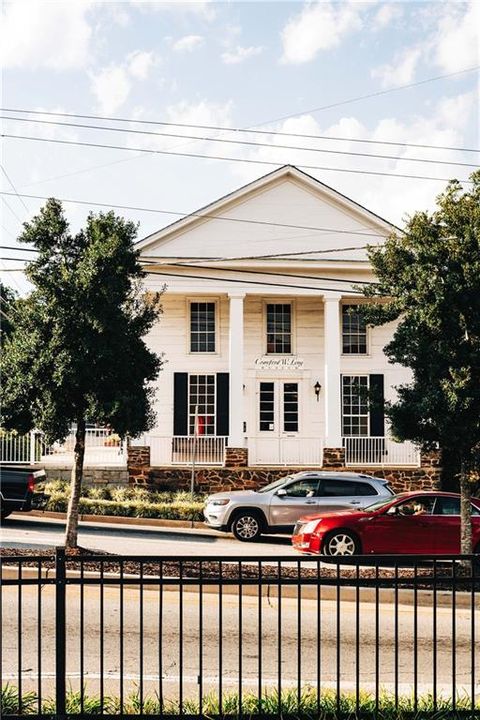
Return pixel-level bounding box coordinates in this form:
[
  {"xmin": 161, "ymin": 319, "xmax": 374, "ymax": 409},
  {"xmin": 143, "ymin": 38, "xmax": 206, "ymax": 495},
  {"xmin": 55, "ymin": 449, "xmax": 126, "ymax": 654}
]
[
  {"xmin": 189, "ymin": 374, "xmax": 215, "ymax": 435},
  {"xmin": 342, "ymin": 304, "xmax": 367, "ymax": 354},
  {"xmin": 342, "ymin": 376, "xmax": 369, "ymax": 436},
  {"xmin": 190, "ymin": 302, "xmax": 216, "ymax": 353},
  {"xmin": 266, "ymin": 303, "xmax": 292, "ymax": 354}
]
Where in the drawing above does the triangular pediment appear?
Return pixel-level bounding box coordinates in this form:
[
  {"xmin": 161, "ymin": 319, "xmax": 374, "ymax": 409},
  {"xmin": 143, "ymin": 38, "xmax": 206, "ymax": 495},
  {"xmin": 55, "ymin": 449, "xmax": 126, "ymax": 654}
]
[{"xmin": 138, "ymin": 166, "xmax": 397, "ymax": 263}]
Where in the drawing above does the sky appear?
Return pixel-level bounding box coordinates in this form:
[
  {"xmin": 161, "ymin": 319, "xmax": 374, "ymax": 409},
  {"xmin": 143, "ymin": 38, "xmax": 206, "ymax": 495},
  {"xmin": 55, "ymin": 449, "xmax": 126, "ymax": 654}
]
[{"xmin": 0, "ymin": 0, "xmax": 479, "ymax": 293}]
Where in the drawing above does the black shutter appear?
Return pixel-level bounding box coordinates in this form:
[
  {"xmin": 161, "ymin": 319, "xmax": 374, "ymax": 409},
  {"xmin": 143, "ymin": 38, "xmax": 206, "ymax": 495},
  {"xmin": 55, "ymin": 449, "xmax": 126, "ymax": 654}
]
[
  {"xmin": 173, "ymin": 373, "xmax": 188, "ymax": 436},
  {"xmin": 369, "ymin": 374, "xmax": 385, "ymax": 437},
  {"xmin": 216, "ymin": 373, "xmax": 229, "ymax": 436}
]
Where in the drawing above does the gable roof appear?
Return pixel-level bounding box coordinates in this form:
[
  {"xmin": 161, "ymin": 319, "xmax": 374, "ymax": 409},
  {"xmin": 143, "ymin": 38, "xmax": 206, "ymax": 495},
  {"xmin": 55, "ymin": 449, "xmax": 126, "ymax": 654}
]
[{"xmin": 137, "ymin": 164, "xmax": 399, "ymax": 254}]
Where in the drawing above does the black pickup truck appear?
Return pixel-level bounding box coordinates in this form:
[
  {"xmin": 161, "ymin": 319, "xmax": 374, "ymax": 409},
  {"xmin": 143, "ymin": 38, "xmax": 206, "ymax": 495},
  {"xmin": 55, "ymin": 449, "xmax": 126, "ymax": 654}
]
[{"xmin": 0, "ymin": 465, "xmax": 48, "ymax": 520}]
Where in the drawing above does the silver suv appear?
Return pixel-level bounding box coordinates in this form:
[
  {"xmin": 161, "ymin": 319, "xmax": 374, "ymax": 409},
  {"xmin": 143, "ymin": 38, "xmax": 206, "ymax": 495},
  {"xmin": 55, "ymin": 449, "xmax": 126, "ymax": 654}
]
[{"xmin": 204, "ymin": 471, "xmax": 394, "ymax": 541}]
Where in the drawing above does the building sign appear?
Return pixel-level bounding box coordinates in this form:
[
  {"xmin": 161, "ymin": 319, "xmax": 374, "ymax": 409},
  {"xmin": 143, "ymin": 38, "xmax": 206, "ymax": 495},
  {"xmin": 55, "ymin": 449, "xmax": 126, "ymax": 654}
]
[{"xmin": 254, "ymin": 356, "xmax": 304, "ymax": 371}]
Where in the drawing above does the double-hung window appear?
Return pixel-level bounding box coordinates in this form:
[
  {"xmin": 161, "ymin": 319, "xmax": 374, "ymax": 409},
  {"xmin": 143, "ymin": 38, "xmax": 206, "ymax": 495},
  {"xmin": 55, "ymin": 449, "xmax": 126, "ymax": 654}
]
[
  {"xmin": 266, "ymin": 303, "xmax": 292, "ymax": 354},
  {"xmin": 190, "ymin": 302, "xmax": 216, "ymax": 353},
  {"xmin": 342, "ymin": 304, "xmax": 367, "ymax": 354},
  {"xmin": 188, "ymin": 374, "xmax": 215, "ymax": 435},
  {"xmin": 342, "ymin": 375, "xmax": 369, "ymax": 436}
]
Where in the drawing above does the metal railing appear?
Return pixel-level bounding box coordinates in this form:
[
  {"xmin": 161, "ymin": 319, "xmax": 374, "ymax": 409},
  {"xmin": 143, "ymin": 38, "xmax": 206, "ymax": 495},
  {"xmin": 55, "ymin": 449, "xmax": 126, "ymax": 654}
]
[
  {"xmin": 344, "ymin": 436, "xmax": 421, "ymax": 467},
  {"xmin": 1, "ymin": 550, "xmax": 479, "ymax": 718},
  {"xmin": 0, "ymin": 428, "xmax": 127, "ymax": 467}
]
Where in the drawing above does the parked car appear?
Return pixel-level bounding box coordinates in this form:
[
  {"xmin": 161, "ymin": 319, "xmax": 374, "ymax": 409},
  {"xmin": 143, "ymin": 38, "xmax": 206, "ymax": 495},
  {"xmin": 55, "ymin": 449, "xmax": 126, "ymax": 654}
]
[
  {"xmin": 204, "ymin": 471, "xmax": 394, "ymax": 541},
  {"xmin": 0, "ymin": 465, "xmax": 48, "ymax": 520},
  {"xmin": 292, "ymin": 491, "xmax": 480, "ymax": 556}
]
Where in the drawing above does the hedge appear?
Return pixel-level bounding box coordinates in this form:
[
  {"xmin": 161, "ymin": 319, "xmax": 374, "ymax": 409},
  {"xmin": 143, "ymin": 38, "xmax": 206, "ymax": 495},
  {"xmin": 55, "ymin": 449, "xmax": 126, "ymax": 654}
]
[{"xmin": 43, "ymin": 480, "xmax": 205, "ymax": 522}]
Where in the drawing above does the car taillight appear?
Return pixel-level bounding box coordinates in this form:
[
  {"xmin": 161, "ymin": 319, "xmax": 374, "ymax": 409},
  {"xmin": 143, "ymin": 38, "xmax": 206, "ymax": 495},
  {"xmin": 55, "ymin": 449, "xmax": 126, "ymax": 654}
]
[{"xmin": 27, "ymin": 474, "xmax": 36, "ymax": 493}]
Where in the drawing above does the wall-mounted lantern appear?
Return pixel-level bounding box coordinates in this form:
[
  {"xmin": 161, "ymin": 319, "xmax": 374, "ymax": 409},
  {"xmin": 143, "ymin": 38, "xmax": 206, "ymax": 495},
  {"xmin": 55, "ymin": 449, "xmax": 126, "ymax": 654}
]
[{"xmin": 314, "ymin": 381, "xmax": 321, "ymax": 402}]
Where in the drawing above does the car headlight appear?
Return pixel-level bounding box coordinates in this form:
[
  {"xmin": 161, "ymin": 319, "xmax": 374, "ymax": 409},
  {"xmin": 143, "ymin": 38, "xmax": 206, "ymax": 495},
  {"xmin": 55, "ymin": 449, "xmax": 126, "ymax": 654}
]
[
  {"xmin": 209, "ymin": 499, "xmax": 230, "ymax": 507},
  {"xmin": 301, "ymin": 519, "xmax": 322, "ymax": 534}
]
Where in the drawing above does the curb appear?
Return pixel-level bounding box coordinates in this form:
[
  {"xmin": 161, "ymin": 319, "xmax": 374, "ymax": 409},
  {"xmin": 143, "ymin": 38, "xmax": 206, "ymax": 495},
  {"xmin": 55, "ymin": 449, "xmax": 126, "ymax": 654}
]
[
  {"xmin": 18, "ymin": 510, "xmax": 207, "ymax": 531},
  {"xmin": 0, "ymin": 565, "xmax": 469, "ymax": 608}
]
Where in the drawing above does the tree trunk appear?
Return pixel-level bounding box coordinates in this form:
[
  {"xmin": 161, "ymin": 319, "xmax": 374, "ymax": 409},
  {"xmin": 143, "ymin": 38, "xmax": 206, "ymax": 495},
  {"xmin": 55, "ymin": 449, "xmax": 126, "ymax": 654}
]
[
  {"xmin": 65, "ymin": 418, "xmax": 86, "ymax": 550},
  {"xmin": 459, "ymin": 463, "xmax": 473, "ymax": 555}
]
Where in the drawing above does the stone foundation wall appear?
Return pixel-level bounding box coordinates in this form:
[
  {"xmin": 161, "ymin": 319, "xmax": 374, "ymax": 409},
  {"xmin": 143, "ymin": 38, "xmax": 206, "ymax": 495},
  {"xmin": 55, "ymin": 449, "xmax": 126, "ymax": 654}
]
[
  {"xmin": 43, "ymin": 465, "xmax": 129, "ymax": 484},
  {"xmin": 131, "ymin": 454, "xmax": 441, "ymax": 495},
  {"xmin": 225, "ymin": 447, "xmax": 249, "ymax": 467},
  {"xmin": 322, "ymin": 447, "xmax": 345, "ymax": 468}
]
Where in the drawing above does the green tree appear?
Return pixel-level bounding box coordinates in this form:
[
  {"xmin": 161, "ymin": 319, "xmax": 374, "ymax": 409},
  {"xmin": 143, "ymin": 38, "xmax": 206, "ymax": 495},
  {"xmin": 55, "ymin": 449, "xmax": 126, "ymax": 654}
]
[
  {"xmin": 363, "ymin": 171, "xmax": 480, "ymax": 554},
  {"xmin": 0, "ymin": 200, "xmax": 163, "ymax": 548},
  {"xmin": 0, "ymin": 281, "xmax": 17, "ymax": 340}
]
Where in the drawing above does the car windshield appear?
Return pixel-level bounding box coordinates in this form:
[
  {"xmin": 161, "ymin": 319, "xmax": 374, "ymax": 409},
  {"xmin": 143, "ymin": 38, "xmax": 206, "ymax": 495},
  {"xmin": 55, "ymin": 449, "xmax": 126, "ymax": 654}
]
[
  {"xmin": 363, "ymin": 493, "xmax": 410, "ymax": 512},
  {"xmin": 257, "ymin": 477, "xmax": 292, "ymax": 494}
]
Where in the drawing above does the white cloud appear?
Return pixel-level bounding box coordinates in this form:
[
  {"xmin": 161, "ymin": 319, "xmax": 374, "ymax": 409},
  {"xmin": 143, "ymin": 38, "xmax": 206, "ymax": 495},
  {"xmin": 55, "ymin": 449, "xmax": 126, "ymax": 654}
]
[
  {"xmin": 1, "ymin": 0, "xmax": 94, "ymax": 70},
  {"xmin": 135, "ymin": 1, "xmax": 215, "ymax": 22},
  {"xmin": 90, "ymin": 49, "xmax": 160, "ymax": 113},
  {"xmin": 371, "ymin": 4, "xmax": 402, "ymax": 31},
  {"xmin": 90, "ymin": 65, "xmax": 131, "ymax": 115},
  {"xmin": 221, "ymin": 45, "xmax": 263, "ymax": 65},
  {"xmin": 280, "ymin": 2, "xmax": 363, "ymax": 64},
  {"xmin": 432, "ymin": 1, "xmax": 480, "ymax": 73},
  {"xmin": 228, "ymin": 91, "xmax": 476, "ymax": 226},
  {"xmin": 127, "ymin": 50, "xmax": 157, "ymax": 80},
  {"xmin": 371, "ymin": 47, "xmax": 422, "ymax": 88},
  {"xmin": 172, "ymin": 35, "xmax": 205, "ymax": 52}
]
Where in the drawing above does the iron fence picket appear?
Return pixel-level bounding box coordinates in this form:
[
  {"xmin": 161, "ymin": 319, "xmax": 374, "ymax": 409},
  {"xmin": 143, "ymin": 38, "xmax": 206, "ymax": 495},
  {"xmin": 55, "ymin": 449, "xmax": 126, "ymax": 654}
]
[{"xmin": 1, "ymin": 551, "xmax": 479, "ymax": 719}]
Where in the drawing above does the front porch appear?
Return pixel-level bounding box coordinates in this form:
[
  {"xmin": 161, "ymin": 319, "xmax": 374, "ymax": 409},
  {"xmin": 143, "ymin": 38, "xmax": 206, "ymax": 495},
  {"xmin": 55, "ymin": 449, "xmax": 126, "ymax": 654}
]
[{"xmin": 129, "ymin": 434, "xmax": 421, "ymax": 468}]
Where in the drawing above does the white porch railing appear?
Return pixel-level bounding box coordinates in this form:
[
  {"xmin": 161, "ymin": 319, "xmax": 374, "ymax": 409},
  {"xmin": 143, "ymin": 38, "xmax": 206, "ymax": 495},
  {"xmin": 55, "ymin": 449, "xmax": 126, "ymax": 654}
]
[
  {"xmin": 343, "ymin": 436, "xmax": 420, "ymax": 467},
  {"xmin": 136, "ymin": 435, "xmax": 226, "ymax": 466},
  {"xmin": 0, "ymin": 428, "xmax": 127, "ymax": 467}
]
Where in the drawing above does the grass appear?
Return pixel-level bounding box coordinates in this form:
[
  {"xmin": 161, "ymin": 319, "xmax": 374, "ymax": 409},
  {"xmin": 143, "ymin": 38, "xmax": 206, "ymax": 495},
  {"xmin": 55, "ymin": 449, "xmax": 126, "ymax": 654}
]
[
  {"xmin": 42, "ymin": 480, "xmax": 206, "ymax": 521},
  {"xmin": 2, "ymin": 683, "xmax": 478, "ymax": 718}
]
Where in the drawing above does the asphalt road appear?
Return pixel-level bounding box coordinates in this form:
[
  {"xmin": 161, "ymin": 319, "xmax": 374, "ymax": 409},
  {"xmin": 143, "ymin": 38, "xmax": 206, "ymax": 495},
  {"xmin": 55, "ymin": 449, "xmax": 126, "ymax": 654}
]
[
  {"xmin": 2, "ymin": 581, "xmax": 479, "ymax": 703},
  {"xmin": 1, "ymin": 513, "xmax": 298, "ymax": 557}
]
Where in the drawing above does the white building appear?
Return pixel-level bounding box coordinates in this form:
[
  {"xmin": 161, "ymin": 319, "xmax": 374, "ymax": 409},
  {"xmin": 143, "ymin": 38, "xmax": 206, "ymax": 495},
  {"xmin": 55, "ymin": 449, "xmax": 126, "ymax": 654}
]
[{"xmin": 136, "ymin": 165, "xmax": 420, "ymax": 471}]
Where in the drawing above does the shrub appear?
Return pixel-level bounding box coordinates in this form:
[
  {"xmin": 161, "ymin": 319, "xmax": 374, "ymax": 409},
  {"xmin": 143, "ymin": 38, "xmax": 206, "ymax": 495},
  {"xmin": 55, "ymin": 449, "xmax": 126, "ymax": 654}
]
[{"xmin": 42, "ymin": 481, "xmax": 206, "ymax": 521}]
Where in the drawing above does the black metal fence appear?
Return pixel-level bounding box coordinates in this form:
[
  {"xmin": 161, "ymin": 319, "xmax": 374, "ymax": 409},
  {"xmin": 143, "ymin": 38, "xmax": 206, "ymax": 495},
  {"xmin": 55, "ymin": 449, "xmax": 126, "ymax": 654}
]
[{"xmin": 1, "ymin": 549, "xmax": 479, "ymax": 718}]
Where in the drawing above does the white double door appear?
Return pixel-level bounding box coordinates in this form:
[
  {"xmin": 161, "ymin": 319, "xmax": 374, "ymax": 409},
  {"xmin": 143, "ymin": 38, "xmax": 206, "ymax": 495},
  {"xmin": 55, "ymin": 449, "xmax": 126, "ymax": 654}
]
[{"xmin": 252, "ymin": 379, "xmax": 303, "ymax": 465}]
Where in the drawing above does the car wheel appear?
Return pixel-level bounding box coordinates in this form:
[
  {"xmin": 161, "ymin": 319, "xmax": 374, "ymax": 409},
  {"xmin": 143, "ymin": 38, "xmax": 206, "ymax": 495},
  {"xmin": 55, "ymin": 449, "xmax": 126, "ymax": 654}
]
[
  {"xmin": 231, "ymin": 512, "xmax": 263, "ymax": 542},
  {"xmin": 323, "ymin": 531, "xmax": 359, "ymax": 557}
]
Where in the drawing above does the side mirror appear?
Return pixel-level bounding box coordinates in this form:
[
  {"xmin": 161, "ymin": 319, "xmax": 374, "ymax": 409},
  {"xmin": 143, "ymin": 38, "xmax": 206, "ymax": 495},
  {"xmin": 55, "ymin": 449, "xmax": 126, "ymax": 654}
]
[{"xmin": 276, "ymin": 488, "xmax": 287, "ymax": 497}]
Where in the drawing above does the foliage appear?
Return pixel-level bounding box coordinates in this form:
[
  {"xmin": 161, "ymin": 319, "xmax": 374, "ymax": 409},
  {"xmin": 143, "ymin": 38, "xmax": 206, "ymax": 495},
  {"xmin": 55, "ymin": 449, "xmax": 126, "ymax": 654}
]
[
  {"xmin": 0, "ymin": 200, "xmax": 163, "ymax": 443},
  {"xmin": 2, "ymin": 683, "xmax": 478, "ymax": 717},
  {"xmin": 362, "ymin": 172, "xmax": 480, "ymax": 479},
  {"xmin": 43, "ymin": 480, "xmax": 205, "ymax": 521},
  {"xmin": 0, "ymin": 199, "xmax": 164, "ymax": 547},
  {"xmin": 0, "ymin": 282, "xmax": 17, "ymax": 341}
]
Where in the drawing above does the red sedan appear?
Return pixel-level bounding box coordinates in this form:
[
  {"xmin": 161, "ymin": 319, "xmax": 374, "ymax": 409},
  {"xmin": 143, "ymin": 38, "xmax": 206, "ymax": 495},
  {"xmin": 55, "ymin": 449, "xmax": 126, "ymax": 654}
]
[{"xmin": 292, "ymin": 491, "xmax": 480, "ymax": 556}]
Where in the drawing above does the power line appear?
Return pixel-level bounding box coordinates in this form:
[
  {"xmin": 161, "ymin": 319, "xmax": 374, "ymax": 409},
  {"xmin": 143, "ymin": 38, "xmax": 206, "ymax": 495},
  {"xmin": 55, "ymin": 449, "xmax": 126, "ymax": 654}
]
[
  {"xmin": 1, "ymin": 195, "xmax": 24, "ymax": 224},
  {"xmin": 2, "ymin": 134, "xmax": 472, "ymax": 184},
  {"xmin": 0, "ymin": 245, "xmax": 37, "ymax": 252},
  {"xmin": 143, "ymin": 268, "xmax": 363, "ymax": 294},
  {"xmin": 3, "ymin": 66, "xmax": 479, "ymax": 154},
  {"xmin": 0, "ymin": 190, "xmax": 391, "ymax": 237},
  {"xmin": 252, "ymin": 65, "xmax": 480, "ymax": 126},
  {"xmin": 0, "ymin": 164, "xmax": 30, "ymax": 214},
  {"xmin": 140, "ymin": 245, "xmax": 373, "ymax": 263},
  {"xmin": 0, "ymin": 254, "xmax": 376, "ymax": 284},
  {"xmin": 139, "ymin": 259, "xmax": 377, "ymax": 286},
  {"xmin": 2, "ymin": 115, "xmax": 477, "ymax": 169}
]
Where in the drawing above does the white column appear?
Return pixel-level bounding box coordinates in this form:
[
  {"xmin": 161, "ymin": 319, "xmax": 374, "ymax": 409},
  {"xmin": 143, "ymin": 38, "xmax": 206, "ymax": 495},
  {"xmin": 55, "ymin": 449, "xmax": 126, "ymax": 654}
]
[
  {"xmin": 228, "ymin": 292, "xmax": 245, "ymax": 447},
  {"xmin": 324, "ymin": 293, "xmax": 342, "ymax": 447}
]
